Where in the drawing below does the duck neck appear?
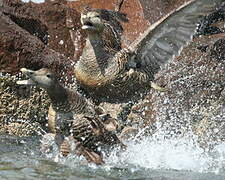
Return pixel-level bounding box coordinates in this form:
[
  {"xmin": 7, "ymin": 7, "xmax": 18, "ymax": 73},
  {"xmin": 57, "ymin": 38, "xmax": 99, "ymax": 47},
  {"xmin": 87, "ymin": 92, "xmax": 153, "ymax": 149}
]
[
  {"xmin": 76, "ymin": 34, "xmax": 108, "ymax": 76},
  {"xmin": 88, "ymin": 33, "xmax": 109, "ymax": 58},
  {"xmin": 46, "ymin": 83, "xmax": 68, "ymax": 106}
]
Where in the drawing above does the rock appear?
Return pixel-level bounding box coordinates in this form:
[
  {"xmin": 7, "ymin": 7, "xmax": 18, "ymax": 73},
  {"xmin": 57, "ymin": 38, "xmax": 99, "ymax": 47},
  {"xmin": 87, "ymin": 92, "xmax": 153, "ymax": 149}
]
[
  {"xmin": 36, "ymin": 0, "xmax": 83, "ymax": 59},
  {"xmin": 210, "ymin": 35, "xmax": 225, "ymax": 61},
  {"xmin": 0, "ymin": 0, "xmax": 76, "ymax": 78},
  {"xmin": 0, "ymin": 0, "xmax": 79, "ymax": 136},
  {"xmin": 4, "ymin": 122, "xmax": 42, "ymax": 136},
  {"xmin": 139, "ymin": 0, "xmax": 192, "ymax": 23},
  {"xmin": 0, "ymin": 73, "xmax": 49, "ymax": 136},
  {"xmin": 1, "ymin": 0, "xmax": 195, "ymax": 75}
]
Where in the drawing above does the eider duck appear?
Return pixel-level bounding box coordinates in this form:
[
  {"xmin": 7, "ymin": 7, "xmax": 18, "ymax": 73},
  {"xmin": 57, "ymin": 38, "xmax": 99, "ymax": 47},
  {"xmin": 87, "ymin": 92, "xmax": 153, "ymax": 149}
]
[
  {"xmin": 17, "ymin": 68, "xmax": 123, "ymax": 164},
  {"xmin": 74, "ymin": 0, "xmax": 223, "ymax": 104}
]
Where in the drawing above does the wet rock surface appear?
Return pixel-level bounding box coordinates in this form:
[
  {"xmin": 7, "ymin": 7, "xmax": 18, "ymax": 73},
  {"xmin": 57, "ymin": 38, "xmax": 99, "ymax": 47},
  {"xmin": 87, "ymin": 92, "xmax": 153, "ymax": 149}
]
[
  {"xmin": 0, "ymin": 73, "xmax": 49, "ymax": 136},
  {"xmin": 0, "ymin": 0, "xmax": 225, "ymax": 147}
]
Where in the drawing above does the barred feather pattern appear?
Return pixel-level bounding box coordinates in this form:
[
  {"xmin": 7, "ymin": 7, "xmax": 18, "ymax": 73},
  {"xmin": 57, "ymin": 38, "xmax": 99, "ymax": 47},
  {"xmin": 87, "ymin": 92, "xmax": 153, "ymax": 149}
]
[
  {"xmin": 71, "ymin": 114, "xmax": 121, "ymax": 153},
  {"xmin": 101, "ymin": 22, "xmax": 122, "ymax": 53},
  {"xmin": 51, "ymin": 89, "xmax": 95, "ymax": 115}
]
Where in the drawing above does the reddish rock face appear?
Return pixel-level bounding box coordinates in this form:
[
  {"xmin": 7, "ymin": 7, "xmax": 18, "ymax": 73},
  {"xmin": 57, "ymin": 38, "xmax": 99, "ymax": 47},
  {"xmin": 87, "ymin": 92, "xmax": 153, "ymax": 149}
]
[
  {"xmin": 0, "ymin": 0, "xmax": 81, "ymax": 78},
  {"xmin": 139, "ymin": 0, "xmax": 191, "ymax": 23},
  {"xmin": 67, "ymin": 0, "xmax": 193, "ymax": 45},
  {"xmin": 0, "ymin": 13, "xmax": 46, "ymax": 73},
  {"xmin": 35, "ymin": 0, "xmax": 80, "ymax": 59},
  {"xmin": 0, "ymin": 0, "xmax": 195, "ymax": 75}
]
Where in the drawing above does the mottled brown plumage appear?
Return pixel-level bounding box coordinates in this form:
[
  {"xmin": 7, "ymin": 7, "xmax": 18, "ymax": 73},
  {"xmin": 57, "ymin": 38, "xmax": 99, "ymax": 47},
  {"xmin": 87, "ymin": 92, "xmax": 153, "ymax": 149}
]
[
  {"xmin": 17, "ymin": 68, "xmax": 95, "ymax": 135},
  {"xmin": 75, "ymin": 0, "xmax": 223, "ymax": 103},
  {"xmin": 17, "ymin": 68, "xmax": 123, "ymax": 164}
]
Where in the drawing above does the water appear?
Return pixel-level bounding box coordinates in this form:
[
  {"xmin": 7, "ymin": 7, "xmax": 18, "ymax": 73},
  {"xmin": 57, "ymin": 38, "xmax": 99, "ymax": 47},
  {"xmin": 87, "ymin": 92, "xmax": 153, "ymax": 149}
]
[{"xmin": 1, "ymin": 130, "xmax": 225, "ymax": 180}]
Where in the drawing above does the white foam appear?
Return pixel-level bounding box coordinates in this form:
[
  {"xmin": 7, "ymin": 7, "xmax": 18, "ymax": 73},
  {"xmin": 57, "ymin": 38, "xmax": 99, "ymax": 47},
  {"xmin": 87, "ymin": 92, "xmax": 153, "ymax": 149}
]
[{"xmin": 106, "ymin": 131, "xmax": 225, "ymax": 174}]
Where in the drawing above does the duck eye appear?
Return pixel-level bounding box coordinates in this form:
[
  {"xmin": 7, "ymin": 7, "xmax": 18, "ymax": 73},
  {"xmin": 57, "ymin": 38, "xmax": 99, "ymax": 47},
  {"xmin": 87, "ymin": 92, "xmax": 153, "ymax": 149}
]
[{"xmin": 46, "ymin": 74, "xmax": 52, "ymax": 78}]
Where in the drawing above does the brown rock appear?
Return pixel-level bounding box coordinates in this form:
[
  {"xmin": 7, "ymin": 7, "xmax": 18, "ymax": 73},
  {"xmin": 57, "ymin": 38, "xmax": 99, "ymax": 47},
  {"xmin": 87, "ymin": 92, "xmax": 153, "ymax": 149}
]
[
  {"xmin": 139, "ymin": 0, "xmax": 191, "ymax": 24},
  {"xmin": 36, "ymin": 0, "xmax": 83, "ymax": 59},
  {"xmin": 210, "ymin": 34, "xmax": 225, "ymax": 61},
  {"xmin": 0, "ymin": 74, "xmax": 50, "ymax": 136},
  {"xmin": 0, "ymin": 0, "xmax": 78, "ymax": 78},
  {"xmin": 0, "ymin": 0, "xmax": 196, "ymax": 75},
  {"xmin": 67, "ymin": 0, "xmax": 193, "ymax": 46},
  {"xmin": 0, "ymin": 8, "xmax": 46, "ymax": 74}
]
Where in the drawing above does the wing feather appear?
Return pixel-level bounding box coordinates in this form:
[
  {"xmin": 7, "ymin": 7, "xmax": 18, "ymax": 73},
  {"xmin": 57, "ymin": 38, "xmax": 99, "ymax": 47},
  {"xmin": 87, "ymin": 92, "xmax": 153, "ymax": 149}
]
[{"xmin": 128, "ymin": 0, "xmax": 223, "ymax": 76}]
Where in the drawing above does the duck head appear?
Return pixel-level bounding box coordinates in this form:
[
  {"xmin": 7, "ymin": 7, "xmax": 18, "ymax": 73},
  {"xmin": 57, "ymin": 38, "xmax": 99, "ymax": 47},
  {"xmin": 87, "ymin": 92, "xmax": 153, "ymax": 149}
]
[{"xmin": 17, "ymin": 68, "xmax": 57, "ymax": 90}]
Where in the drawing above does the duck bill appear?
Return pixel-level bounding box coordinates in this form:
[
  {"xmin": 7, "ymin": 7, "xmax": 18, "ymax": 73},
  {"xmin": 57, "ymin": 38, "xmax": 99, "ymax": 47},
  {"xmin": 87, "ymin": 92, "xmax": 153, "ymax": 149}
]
[
  {"xmin": 82, "ymin": 25, "xmax": 96, "ymax": 30},
  {"xmin": 16, "ymin": 68, "xmax": 36, "ymax": 85},
  {"xmin": 81, "ymin": 18, "xmax": 97, "ymax": 31}
]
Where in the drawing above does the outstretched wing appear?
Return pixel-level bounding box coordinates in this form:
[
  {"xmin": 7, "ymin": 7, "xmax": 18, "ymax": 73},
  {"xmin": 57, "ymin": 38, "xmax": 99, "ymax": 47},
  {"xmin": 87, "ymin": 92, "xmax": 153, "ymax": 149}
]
[{"xmin": 128, "ymin": 0, "xmax": 223, "ymax": 78}]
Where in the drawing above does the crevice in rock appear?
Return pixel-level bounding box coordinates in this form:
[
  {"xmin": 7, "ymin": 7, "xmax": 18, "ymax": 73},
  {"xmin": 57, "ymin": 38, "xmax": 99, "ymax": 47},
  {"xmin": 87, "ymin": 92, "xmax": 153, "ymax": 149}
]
[{"xmin": 4, "ymin": 12, "xmax": 49, "ymax": 45}]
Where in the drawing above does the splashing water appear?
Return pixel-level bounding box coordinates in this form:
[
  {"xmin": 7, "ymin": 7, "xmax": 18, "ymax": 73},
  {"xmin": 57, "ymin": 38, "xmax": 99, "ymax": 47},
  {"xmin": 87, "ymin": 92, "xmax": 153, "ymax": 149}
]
[
  {"xmin": 106, "ymin": 132, "xmax": 225, "ymax": 174},
  {"xmin": 1, "ymin": 122, "xmax": 225, "ymax": 180},
  {"xmin": 38, "ymin": 125, "xmax": 225, "ymax": 176}
]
